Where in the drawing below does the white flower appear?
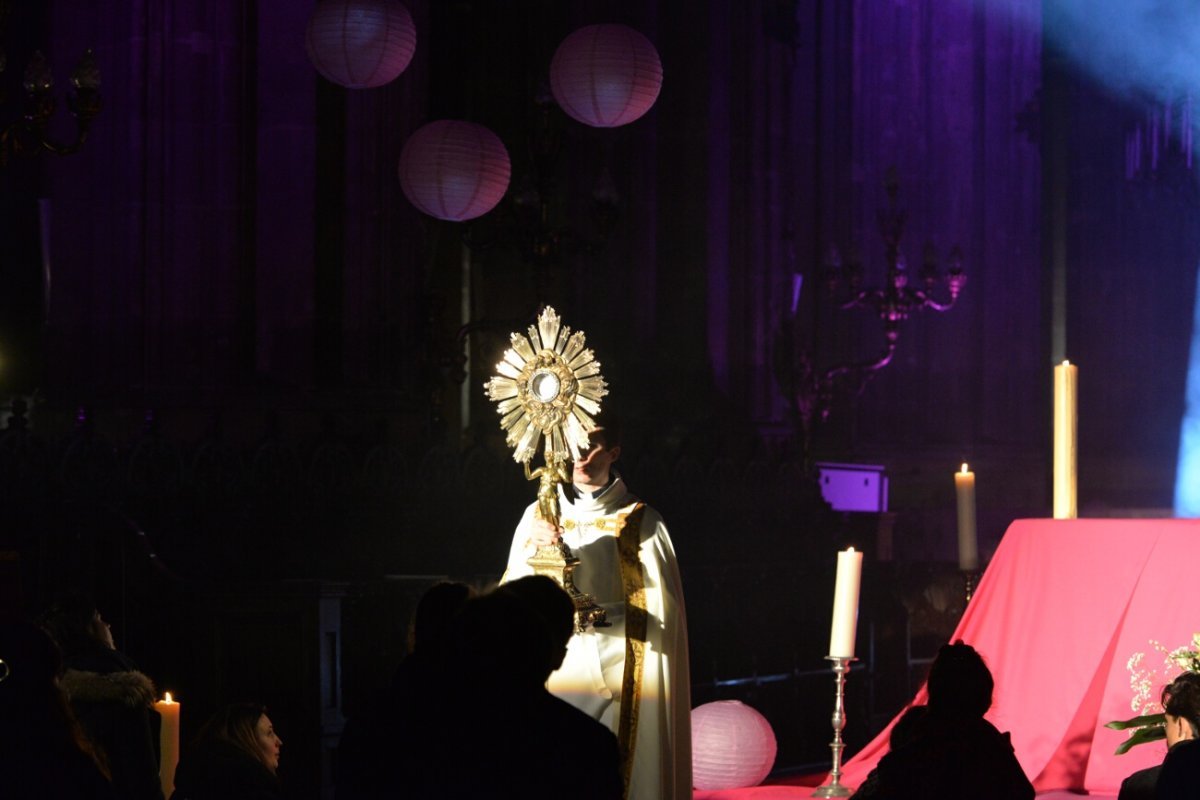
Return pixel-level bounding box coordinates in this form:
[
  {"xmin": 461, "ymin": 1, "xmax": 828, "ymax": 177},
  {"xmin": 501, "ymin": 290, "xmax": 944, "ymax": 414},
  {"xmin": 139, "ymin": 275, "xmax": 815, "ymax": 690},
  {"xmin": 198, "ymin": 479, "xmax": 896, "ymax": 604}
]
[{"xmin": 1126, "ymin": 634, "xmax": 1200, "ymax": 714}]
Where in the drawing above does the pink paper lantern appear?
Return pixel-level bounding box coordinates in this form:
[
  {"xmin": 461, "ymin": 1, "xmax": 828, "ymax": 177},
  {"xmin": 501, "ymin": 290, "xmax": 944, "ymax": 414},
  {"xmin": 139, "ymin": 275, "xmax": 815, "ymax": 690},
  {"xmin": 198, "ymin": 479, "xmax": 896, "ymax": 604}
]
[
  {"xmin": 305, "ymin": 0, "xmax": 417, "ymax": 89},
  {"xmin": 549, "ymin": 23, "xmax": 663, "ymax": 128},
  {"xmin": 692, "ymin": 700, "xmax": 778, "ymax": 790},
  {"xmin": 398, "ymin": 121, "xmax": 511, "ymax": 222}
]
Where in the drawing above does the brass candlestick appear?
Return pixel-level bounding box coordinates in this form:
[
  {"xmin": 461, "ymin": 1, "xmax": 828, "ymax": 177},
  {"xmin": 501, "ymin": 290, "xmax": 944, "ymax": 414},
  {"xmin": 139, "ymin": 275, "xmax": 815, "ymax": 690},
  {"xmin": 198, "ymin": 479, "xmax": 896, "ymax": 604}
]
[
  {"xmin": 813, "ymin": 656, "xmax": 856, "ymax": 798},
  {"xmin": 485, "ymin": 306, "xmax": 610, "ymax": 631}
]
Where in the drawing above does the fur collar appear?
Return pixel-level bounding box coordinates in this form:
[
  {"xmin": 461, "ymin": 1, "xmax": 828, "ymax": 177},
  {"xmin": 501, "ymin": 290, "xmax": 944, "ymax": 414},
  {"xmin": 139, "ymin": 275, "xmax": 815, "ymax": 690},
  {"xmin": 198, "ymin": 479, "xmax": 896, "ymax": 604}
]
[{"xmin": 61, "ymin": 667, "xmax": 157, "ymax": 708}]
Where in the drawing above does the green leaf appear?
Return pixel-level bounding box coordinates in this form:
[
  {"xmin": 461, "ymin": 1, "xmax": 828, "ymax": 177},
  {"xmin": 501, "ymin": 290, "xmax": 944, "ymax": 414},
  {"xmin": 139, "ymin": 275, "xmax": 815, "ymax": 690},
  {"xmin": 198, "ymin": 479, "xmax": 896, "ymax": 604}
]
[
  {"xmin": 1113, "ymin": 724, "xmax": 1166, "ymax": 755},
  {"xmin": 1105, "ymin": 712, "xmax": 1166, "ymax": 731}
]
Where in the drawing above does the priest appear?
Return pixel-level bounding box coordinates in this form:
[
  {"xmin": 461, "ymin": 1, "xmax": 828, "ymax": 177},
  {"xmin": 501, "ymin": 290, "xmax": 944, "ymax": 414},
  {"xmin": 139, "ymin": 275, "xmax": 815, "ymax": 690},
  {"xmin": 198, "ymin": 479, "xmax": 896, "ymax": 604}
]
[{"xmin": 503, "ymin": 414, "xmax": 691, "ymax": 800}]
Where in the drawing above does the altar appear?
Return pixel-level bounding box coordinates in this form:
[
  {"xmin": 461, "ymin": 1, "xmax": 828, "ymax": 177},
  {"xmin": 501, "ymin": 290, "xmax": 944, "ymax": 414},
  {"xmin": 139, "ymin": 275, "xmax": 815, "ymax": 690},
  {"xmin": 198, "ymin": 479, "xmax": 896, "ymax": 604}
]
[
  {"xmin": 696, "ymin": 518, "xmax": 1200, "ymax": 798},
  {"xmin": 847, "ymin": 517, "xmax": 1200, "ymax": 794}
]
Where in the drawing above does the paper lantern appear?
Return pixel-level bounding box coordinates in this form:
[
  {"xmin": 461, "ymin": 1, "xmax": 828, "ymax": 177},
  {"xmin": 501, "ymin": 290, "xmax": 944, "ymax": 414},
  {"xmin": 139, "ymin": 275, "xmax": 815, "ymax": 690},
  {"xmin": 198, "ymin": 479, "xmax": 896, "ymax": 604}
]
[
  {"xmin": 549, "ymin": 24, "xmax": 663, "ymax": 128},
  {"xmin": 692, "ymin": 700, "xmax": 777, "ymax": 790},
  {"xmin": 398, "ymin": 121, "xmax": 511, "ymax": 222},
  {"xmin": 305, "ymin": 0, "xmax": 417, "ymax": 89}
]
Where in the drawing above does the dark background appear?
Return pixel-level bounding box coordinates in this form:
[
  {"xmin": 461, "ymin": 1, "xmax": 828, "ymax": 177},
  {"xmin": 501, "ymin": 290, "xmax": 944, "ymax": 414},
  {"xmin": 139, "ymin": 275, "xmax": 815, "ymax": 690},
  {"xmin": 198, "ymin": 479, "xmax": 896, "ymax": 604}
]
[{"xmin": 1, "ymin": 1, "xmax": 1196, "ymax": 796}]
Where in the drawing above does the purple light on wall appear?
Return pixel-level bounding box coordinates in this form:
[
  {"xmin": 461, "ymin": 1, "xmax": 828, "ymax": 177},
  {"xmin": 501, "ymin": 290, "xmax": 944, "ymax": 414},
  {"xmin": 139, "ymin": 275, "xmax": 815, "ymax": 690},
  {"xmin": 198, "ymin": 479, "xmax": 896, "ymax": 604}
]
[{"xmin": 817, "ymin": 462, "xmax": 889, "ymax": 513}]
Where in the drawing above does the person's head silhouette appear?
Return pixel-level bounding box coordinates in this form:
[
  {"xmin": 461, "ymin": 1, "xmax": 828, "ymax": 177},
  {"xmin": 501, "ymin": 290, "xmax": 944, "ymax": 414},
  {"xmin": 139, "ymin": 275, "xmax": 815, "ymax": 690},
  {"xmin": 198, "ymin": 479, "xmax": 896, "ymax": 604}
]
[
  {"xmin": 1163, "ymin": 671, "xmax": 1200, "ymax": 747},
  {"xmin": 926, "ymin": 640, "xmax": 994, "ymax": 719}
]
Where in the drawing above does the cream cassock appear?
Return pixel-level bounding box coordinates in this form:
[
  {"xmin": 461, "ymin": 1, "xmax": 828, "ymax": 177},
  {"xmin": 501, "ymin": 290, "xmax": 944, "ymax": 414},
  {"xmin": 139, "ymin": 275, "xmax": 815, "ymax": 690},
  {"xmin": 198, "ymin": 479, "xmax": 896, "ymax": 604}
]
[{"xmin": 503, "ymin": 473, "xmax": 691, "ymax": 800}]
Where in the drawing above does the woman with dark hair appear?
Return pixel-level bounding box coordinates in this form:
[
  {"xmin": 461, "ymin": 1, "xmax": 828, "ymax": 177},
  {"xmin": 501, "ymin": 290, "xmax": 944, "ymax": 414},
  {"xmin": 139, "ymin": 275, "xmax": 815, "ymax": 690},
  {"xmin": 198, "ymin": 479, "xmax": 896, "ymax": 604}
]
[
  {"xmin": 1119, "ymin": 671, "xmax": 1200, "ymax": 799},
  {"xmin": 39, "ymin": 593, "xmax": 162, "ymax": 800},
  {"xmin": 1156, "ymin": 671, "xmax": 1200, "ymax": 797},
  {"xmin": 851, "ymin": 641, "xmax": 1034, "ymax": 799},
  {"xmin": 170, "ymin": 703, "xmax": 283, "ymax": 800},
  {"xmin": 0, "ymin": 618, "xmax": 117, "ymax": 799}
]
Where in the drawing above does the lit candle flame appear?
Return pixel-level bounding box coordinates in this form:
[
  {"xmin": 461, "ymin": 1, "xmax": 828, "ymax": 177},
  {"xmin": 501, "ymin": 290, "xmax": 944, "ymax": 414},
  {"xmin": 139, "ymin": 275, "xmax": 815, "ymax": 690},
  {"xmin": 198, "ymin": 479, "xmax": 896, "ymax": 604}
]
[
  {"xmin": 961, "ymin": 463, "xmax": 969, "ymax": 473},
  {"xmin": 163, "ymin": 692, "xmax": 174, "ymax": 703}
]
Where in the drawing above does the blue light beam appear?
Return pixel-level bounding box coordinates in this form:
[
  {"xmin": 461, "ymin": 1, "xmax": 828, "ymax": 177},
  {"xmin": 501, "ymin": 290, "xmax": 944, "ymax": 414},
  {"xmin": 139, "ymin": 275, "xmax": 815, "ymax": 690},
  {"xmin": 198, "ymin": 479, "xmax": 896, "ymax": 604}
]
[
  {"xmin": 995, "ymin": 0, "xmax": 1200, "ymax": 515},
  {"xmin": 1175, "ymin": 265, "xmax": 1200, "ymax": 517}
]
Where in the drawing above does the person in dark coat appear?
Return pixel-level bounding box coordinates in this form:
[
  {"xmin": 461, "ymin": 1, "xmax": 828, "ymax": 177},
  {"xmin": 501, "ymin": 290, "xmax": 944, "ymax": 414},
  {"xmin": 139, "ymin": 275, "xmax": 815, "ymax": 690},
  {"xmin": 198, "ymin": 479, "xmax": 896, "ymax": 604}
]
[
  {"xmin": 40, "ymin": 593, "xmax": 164, "ymax": 800},
  {"xmin": 335, "ymin": 581, "xmax": 473, "ymax": 800},
  {"xmin": 170, "ymin": 702, "xmax": 283, "ymax": 800},
  {"xmin": 1155, "ymin": 736, "xmax": 1200, "ymax": 799},
  {"xmin": 1119, "ymin": 671, "xmax": 1200, "ymax": 800},
  {"xmin": 418, "ymin": 576, "xmax": 623, "ymax": 799},
  {"xmin": 850, "ymin": 641, "xmax": 1034, "ymax": 800},
  {"xmin": 1120, "ymin": 763, "xmax": 1160, "ymax": 800},
  {"xmin": 0, "ymin": 617, "xmax": 117, "ymax": 800}
]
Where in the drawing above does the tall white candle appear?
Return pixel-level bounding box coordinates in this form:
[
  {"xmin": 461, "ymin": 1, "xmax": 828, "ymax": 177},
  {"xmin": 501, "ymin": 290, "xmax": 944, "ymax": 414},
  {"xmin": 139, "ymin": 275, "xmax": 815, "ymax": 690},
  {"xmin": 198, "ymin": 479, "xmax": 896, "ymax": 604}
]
[
  {"xmin": 1053, "ymin": 360, "xmax": 1078, "ymax": 519},
  {"xmin": 954, "ymin": 463, "xmax": 979, "ymax": 571},
  {"xmin": 828, "ymin": 548, "xmax": 863, "ymax": 658},
  {"xmin": 154, "ymin": 692, "xmax": 181, "ymax": 798}
]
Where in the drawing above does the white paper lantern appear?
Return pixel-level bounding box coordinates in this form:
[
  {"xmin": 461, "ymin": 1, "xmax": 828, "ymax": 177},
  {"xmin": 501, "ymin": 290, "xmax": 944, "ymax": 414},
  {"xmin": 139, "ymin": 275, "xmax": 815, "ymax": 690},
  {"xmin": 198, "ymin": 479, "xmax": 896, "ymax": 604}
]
[
  {"xmin": 549, "ymin": 24, "xmax": 663, "ymax": 128},
  {"xmin": 398, "ymin": 120, "xmax": 511, "ymax": 221},
  {"xmin": 305, "ymin": 0, "xmax": 417, "ymax": 89},
  {"xmin": 692, "ymin": 700, "xmax": 777, "ymax": 790}
]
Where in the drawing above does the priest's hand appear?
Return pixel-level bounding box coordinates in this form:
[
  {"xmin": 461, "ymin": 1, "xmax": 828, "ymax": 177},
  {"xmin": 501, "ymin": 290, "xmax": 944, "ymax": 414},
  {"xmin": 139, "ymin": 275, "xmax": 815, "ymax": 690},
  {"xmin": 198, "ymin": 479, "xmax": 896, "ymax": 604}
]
[{"xmin": 527, "ymin": 517, "xmax": 563, "ymax": 548}]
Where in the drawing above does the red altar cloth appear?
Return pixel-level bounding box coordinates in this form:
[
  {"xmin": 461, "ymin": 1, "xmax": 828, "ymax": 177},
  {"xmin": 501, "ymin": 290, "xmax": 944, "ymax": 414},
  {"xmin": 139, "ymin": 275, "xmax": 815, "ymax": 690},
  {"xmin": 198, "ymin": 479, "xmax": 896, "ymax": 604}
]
[{"xmin": 833, "ymin": 518, "xmax": 1200, "ymax": 795}]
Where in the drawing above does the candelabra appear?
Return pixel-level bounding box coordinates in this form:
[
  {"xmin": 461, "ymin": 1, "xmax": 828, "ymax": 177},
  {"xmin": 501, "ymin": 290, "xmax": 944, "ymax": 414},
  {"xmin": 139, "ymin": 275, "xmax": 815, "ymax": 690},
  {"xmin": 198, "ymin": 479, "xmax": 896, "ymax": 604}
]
[
  {"xmin": 962, "ymin": 569, "xmax": 979, "ymax": 605},
  {"xmin": 461, "ymin": 88, "xmax": 619, "ymax": 306},
  {"xmin": 812, "ymin": 656, "xmax": 856, "ymax": 798},
  {"xmin": 775, "ymin": 169, "xmax": 966, "ymax": 462},
  {"xmin": 824, "ymin": 169, "xmax": 966, "ymax": 363},
  {"xmin": 0, "ymin": 2, "xmax": 101, "ymax": 168}
]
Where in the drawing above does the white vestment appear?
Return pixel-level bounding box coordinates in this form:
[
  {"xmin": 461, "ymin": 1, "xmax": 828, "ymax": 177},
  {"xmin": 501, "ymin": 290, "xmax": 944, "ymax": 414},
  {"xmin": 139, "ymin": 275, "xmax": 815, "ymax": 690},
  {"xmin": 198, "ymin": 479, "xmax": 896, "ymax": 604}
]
[{"xmin": 504, "ymin": 474, "xmax": 692, "ymax": 800}]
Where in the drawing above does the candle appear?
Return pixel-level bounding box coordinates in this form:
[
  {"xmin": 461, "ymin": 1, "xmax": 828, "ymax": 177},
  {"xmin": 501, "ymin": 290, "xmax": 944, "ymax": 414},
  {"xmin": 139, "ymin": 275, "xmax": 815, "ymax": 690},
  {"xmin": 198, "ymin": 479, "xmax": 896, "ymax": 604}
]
[
  {"xmin": 1053, "ymin": 360, "xmax": 1078, "ymax": 519},
  {"xmin": 828, "ymin": 548, "xmax": 863, "ymax": 658},
  {"xmin": 954, "ymin": 463, "xmax": 979, "ymax": 571},
  {"xmin": 154, "ymin": 692, "xmax": 181, "ymax": 798}
]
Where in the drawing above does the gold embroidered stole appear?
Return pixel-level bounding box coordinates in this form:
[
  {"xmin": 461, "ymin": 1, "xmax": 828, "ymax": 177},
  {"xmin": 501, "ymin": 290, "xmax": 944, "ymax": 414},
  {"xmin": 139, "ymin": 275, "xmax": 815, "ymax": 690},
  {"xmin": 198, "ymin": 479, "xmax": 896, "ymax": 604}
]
[
  {"xmin": 561, "ymin": 501, "xmax": 649, "ymax": 796},
  {"xmin": 615, "ymin": 503, "xmax": 648, "ymax": 797}
]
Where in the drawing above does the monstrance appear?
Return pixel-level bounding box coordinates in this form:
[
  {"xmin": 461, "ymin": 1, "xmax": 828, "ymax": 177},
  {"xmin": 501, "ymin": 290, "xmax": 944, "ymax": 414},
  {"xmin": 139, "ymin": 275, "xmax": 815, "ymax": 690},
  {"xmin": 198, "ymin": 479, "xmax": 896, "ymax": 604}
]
[{"xmin": 484, "ymin": 306, "xmax": 609, "ymax": 631}]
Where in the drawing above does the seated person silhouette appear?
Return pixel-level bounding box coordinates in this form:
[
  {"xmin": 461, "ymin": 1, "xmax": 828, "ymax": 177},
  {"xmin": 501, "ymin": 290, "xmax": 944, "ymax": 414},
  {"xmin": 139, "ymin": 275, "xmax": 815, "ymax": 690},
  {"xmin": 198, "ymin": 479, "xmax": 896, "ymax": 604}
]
[
  {"xmin": 336, "ymin": 581, "xmax": 473, "ymax": 800},
  {"xmin": 0, "ymin": 618, "xmax": 117, "ymax": 799},
  {"xmin": 851, "ymin": 641, "xmax": 1034, "ymax": 800},
  {"xmin": 417, "ymin": 576, "xmax": 623, "ymax": 799},
  {"xmin": 40, "ymin": 593, "xmax": 163, "ymax": 800},
  {"xmin": 1119, "ymin": 671, "xmax": 1200, "ymax": 799}
]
